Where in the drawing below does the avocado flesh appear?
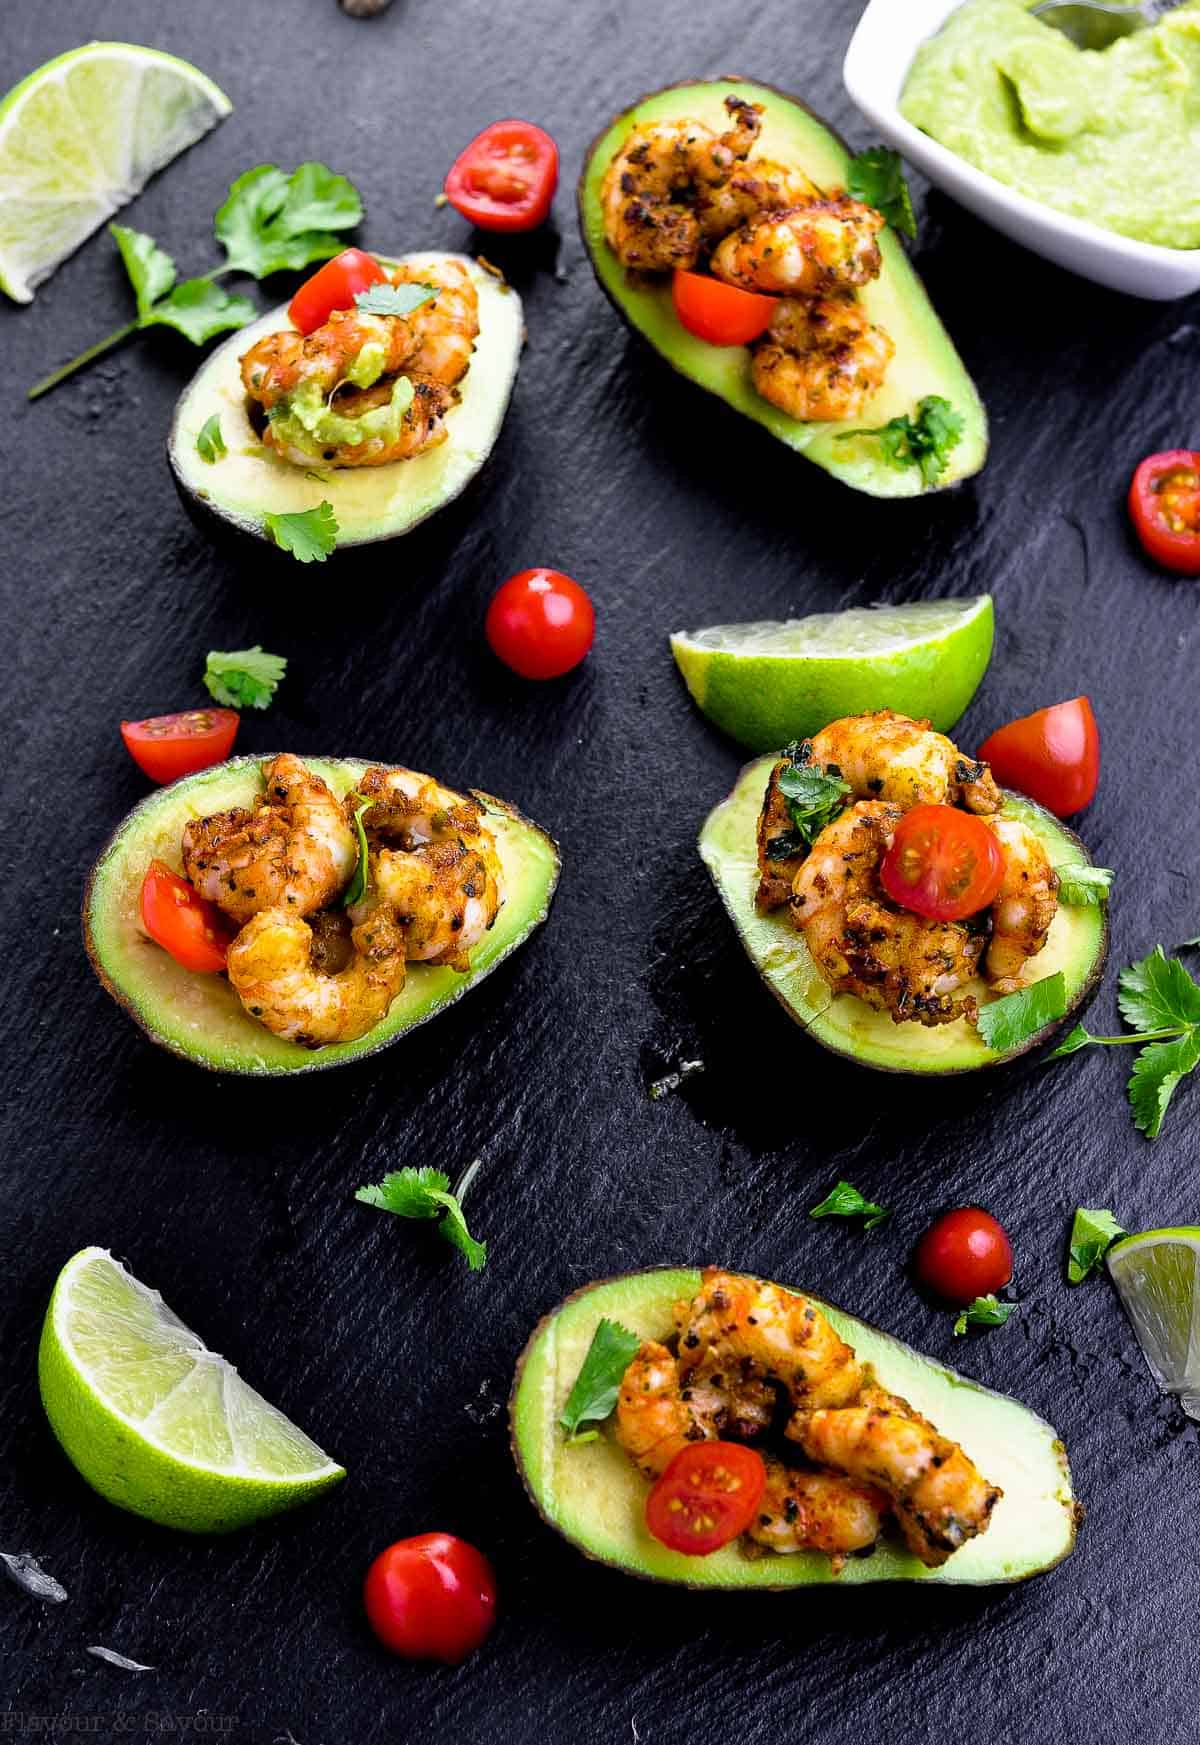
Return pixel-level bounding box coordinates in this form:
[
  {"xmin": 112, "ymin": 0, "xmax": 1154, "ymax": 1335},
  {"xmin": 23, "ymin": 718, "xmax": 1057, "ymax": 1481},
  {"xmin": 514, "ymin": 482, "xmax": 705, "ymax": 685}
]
[
  {"xmin": 510, "ymin": 1269, "xmax": 1077, "ymax": 1589},
  {"xmin": 700, "ymin": 756, "xmax": 1107, "ymax": 1074},
  {"xmin": 579, "ymin": 80, "xmax": 987, "ymax": 497},
  {"xmin": 168, "ymin": 253, "xmax": 524, "ymax": 549},
  {"xmin": 84, "ymin": 756, "xmax": 559, "ymax": 1075}
]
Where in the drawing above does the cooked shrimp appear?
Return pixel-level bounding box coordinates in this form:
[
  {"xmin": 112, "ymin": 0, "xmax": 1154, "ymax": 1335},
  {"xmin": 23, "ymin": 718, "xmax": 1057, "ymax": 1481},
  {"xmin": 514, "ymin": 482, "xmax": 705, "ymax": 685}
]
[
  {"xmin": 276, "ymin": 371, "xmax": 454, "ymax": 469},
  {"xmin": 983, "ymin": 817, "xmax": 1059, "ymax": 992},
  {"xmin": 613, "ymin": 1340, "xmax": 724, "ymax": 1478},
  {"xmin": 789, "ymin": 801, "xmax": 986, "ymax": 1026},
  {"xmin": 240, "ymin": 309, "xmax": 419, "ymax": 409},
  {"xmin": 793, "ymin": 1384, "xmax": 1002, "ymax": 1568},
  {"xmin": 745, "ymin": 1457, "xmax": 888, "ymax": 1567},
  {"xmin": 696, "ymin": 158, "xmax": 820, "ymax": 244},
  {"xmin": 389, "ymin": 260, "xmax": 479, "ymax": 387},
  {"xmin": 804, "ymin": 711, "xmax": 1002, "ymax": 815},
  {"xmin": 751, "ymin": 293, "xmax": 894, "ymax": 423},
  {"xmin": 354, "ymin": 765, "xmax": 504, "ymax": 971},
  {"xmin": 711, "ymin": 196, "xmax": 885, "ymax": 297},
  {"xmin": 182, "ymin": 754, "xmax": 357, "ymax": 926},
  {"xmin": 600, "ymin": 96, "xmax": 763, "ymax": 272},
  {"xmin": 755, "ymin": 753, "xmax": 812, "ymax": 909},
  {"xmin": 226, "ymin": 888, "xmax": 408, "ymax": 1047}
]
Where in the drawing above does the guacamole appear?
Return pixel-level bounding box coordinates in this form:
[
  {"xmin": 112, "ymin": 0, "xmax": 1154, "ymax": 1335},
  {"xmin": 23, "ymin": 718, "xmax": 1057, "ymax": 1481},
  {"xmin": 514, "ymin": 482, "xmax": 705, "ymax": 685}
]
[{"xmin": 901, "ymin": 0, "xmax": 1200, "ymax": 249}]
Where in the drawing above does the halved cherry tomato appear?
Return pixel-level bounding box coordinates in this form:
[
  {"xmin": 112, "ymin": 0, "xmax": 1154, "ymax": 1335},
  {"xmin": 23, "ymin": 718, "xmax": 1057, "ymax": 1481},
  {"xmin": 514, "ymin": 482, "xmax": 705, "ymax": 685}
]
[
  {"xmin": 1128, "ymin": 449, "xmax": 1200, "ymax": 575},
  {"xmin": 879, "ymin": 804, "xmax": 1005, "ymax": 922},
  {"xmin": 672, "ymin": 270, "xmax": 776, "ymax": 346},
  {"xmin": 288, "ymin": 247, "xmax": 387, "ymax": 335},
  {"xmin": 645, "ymin": 1441, "xmax": 766, "ymax": 1556},
  {"xmin": 914, "ymin": 1207, "xmax": 1013, "ymax": 1306},
  {"xmin": 444, "ymin": 121, "xmax": 558, "ymax": 232},
  {"xmin": 363, "ymin": 1533, "xmax": 497, "ymax": 1664},
  {"xmin": 977, "ymin": 697, "xmax": 1100, "ymax": 817},
  {"xmin": 120, "ymin": 710, "xmax": 239, "ymax": 785},
  {"xmin": 140, "ymin": 861, "xmax": 235, "ymax": 974},
  {"xmin": 485, "ymin": 567, "xmax": 595, "ymax": 680}
]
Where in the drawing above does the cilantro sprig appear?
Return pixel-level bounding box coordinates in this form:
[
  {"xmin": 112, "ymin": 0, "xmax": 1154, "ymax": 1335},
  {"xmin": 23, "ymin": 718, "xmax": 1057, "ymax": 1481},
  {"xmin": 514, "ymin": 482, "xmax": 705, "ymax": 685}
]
[
  {"xmin": 1055, "ymin": 865, "xmax": 1113, "ymax": 906},
  {"xmin": 355, "ymin": 1163, "xmax": 487, "ymax": 1271},
  {"xmin": 809, "ymin": 1179, "xmax": 891, "ymax": 1232},
  {"xmin": 29, "ymin": 163, "xmax": 363, "ymax": 401},
  {"xmin": 846, "ymin": 145, "xmax": 917, "ymax": 239},
  {"xmin": 764, "ymin": 745, "xmax": 851, "ymax": 858},
  {"xmin": 263, "ymin": 501, "xmax": 339, "ymax": 563},
  {"xmin": 342, "ymin": 796, "xmax": 373, "ymax": 908},
  {"xmin": 953, "ymin": 1295, "xmax": 1016, "ymax": 1337},
  {"xmin": 975, "ymin": 972, "xmax": 1067, "ymax": 1054},
  {"xmin": 835, "ymin": 396, "xmax": 964, "ymax": 489},
  {"xmin": 1049, "ymin": 945, "xmax": 1200, "ymax": 1138},
  {"xmin": 355, "ymin": 282, "xmax": 437, "ymax": 318},
  {"xmin": 1067, "ymin": 1207, "xmax": 1125, "ymax": 1284},
  {"xmin": 196, "ymin": 414, "xmax": 227, "ymax": 464},
  {"xmin": 203, "ymin": 646, "xmax": 286, "ymax": 710},
  {"xmin": 558, "ymin": 1319, "xmax": 641, "ymax": 1443}
]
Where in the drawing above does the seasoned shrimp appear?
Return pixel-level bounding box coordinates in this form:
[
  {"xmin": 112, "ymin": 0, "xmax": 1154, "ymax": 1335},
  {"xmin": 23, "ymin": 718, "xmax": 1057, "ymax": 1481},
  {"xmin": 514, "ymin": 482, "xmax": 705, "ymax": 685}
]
[
  {"xmin": 240, "ymin": 310, "xmax": 419, "ymax": 409},
  {"xmin": 793, "ymin": 1384, "xmax": 1002, "ymax": 1568},
  {"xmin": 354, "ymin": 765, "xmax": 504, "ymax": 971},
  {"xmin": 711, "ymin": 196, "xmax": 885, "ymax": 297},
  {"xmin": 601, "ymin": 96, "xmax": 763, "ymax": 272},
  {"xmin": 283, "ymin": 372, "xmax": 455, "ymax": 469},
  {"xmin": 182, "ymin": 754, "xmax": 357, "ymax": 926},
  {"xmin": 804, "ymin": 711, "xmax": 1002, "ymax": 815},
  {"xmin": 389, "ymin": 260, "xmax": 479, "ymax": 387},
  {"xmin": 745, "ymin": 1457, "xmax": 888, "ymax": 1567},
  {"xmin": 751, "ymin": 294, "xmax": 894, "ymax": 423},
  {"xmin": 789, "ymin": 801, "xmax": 986, "ymax": 1027},
  {"xmin": 983, "ymin": 817, "xmax": 1059, "ymax": 992},
  {"xmin": 696, "ymin": 158, "xmax": 820, "ymax": 244},
  {"xmin": 226, "ymin": 888, "xmax": 408, "ymax": 1047},
  {"xmin": 613, "ymin": 1340, "xmax": 725, "ymax": 1478}
]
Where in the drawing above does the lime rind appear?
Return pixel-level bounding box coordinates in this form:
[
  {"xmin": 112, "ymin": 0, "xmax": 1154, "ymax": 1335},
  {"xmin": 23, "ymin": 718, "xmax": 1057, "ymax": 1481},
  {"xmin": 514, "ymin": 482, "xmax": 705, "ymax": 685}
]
[{"xmin": 1108, "ymin": 1228, "xmax": 1200, "ymax": 1417}]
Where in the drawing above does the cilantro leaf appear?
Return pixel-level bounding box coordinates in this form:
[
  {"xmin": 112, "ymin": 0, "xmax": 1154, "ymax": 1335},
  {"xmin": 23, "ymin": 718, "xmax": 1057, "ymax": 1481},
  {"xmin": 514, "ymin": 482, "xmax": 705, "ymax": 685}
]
[
  {"xmin": 342, "ymin": 796, "xmax": 373, "ymax": 909},
  {"xmin": 263, "ymin": 501, "xmax": 338, "ymax": 562},
  {"xmin": 975, "ymin": 972, "xmax": 1066, "ymax": 1053},
  {"xmin": 777, "ymin": 756, "xmax": 852, "ymax": 847},
  {"xmin": 141, "ymin": 277, "xmax": 257, "ymax": 344},
  {"xmin": 836, "ymin": 396, "xmax": 964, "ymax": 488},
  {"xmin": 1118, "ymin": 946, "xmax": 1200, "ymax": 1035},
  {"xmin": 1048, "ymin": 1023, "xmax": 1093, "ymax": 1060},
  {"xmin": 1129, "ymin": 1033, "xmax": 1200, "ymax": 1139},
  {"xmin": 558, "ymin": 1319, "xmax": 641, "ymax": 1441},
  {"xmin": 203, "ymin": 645, "xmax": 286, "ymax": 709},
  {"xmin": 111, "ymin": 224, "xmax": 176, "ymax": 315},
  {"xmin": 1055, "ymin": 865, "xmax": 1113, "ymax": 906},
  {"xmin": 355, "ymin": 282, "xmax": 437, "ymax": 317},
  {"xmin": 215, "ymin": 163, "xmax": 363, "ymax": 278},
  {"xmin": 355, "ymin": 1166, "xmax": 487, "ymax": 1270},
  {"xmin": 846, "ymin": 146, "xmax": 917, "ymax": 239},
  {"xmin": 953, "ymin": 1295, "xmax": 1017, "ymax": 1336},
  {"xmin": 809, "ymin": 1179, "xmax": 891, "ymax": 1231},
  {"xmin": 196, "ymin": 415, "xmax": 227, "ymax": 464},
  {"xmin": 1067, "ymin": 1207, "xmax": 1125, "ymax": 1284}
]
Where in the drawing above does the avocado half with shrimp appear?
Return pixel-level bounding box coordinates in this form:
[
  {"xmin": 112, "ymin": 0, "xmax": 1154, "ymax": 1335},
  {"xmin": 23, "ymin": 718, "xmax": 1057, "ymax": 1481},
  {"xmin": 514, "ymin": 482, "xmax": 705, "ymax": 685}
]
[
  {"xmin": 701, "ymin": 756, "xmax": 1108, "ymax": 1075},
  {"xmin": 168, "ymin": 252, "xmax": 524, "ymax": 552},
  {"xmin": 83, "ymin": 756, "xmax": 559, "ymax": 1075},
  {"xmin": 578, "ymin": 79, "xmax": 987, "ymax": 497},
  {"xmin": 511, "ymin": 1269, "xmax": 1078, "ymax": 1589}
]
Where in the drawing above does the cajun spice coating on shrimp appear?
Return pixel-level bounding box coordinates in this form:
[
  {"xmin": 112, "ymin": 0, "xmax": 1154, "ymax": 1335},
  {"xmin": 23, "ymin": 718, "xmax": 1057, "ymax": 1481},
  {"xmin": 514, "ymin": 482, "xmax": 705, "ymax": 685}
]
[
  {"xmin": 696, "ymin": 158, "xmax": 820, "ymax": 245},
  {"xmin": 803, "ymin": 712, "xmax": 1002, "ymax": 815},
  {"xmin": 389, "ymin": 260, "xmax": 479, "ymax": 387},
  {"xmin": 710, "ymin": 196, "xmax": 885, "ymax": 298},
  {"xmin": 982, "ymin": 816, "xmax": 1059, "ymax": 992},
  {"xmin": 751, "ymin": 293, "xmax": 894, "ymax": 423},
  {"xmin": 745, "ymin": 1457, "xmax": 888, "ymax": 1567},
  {"xmin": 240, "ymin": 309, "xmax": 419, "ymax": 410},
  {"xmin": 613, "ymin": 1340, "xmax": 727, "ymax": 1478}
]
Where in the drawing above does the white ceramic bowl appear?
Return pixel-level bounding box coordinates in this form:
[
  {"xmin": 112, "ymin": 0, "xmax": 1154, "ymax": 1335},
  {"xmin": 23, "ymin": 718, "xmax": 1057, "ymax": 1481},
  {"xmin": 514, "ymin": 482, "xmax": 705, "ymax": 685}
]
[{"xmin": 843, "ymin": 0, "xmax": 1200, "ymax": 300}]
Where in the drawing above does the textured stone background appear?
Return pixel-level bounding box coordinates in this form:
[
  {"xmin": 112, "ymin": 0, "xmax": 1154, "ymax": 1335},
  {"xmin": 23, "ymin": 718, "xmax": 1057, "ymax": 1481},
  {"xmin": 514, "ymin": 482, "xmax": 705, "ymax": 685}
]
[{"xmin": 2, "ymin": 1, "xmax": 1198, "ymax": 1740}]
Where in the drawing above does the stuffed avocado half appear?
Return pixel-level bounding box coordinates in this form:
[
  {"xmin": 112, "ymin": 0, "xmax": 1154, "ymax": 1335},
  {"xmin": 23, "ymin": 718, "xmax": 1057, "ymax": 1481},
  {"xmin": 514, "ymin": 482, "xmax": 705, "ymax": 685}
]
[
  {"xmin": 579, "ymin": 80, "xmax": 987, "ymax": 497},
  {"xmin": 511, "ymin": 1269, "xmax": 1078, "ymax": 1588},
  {"xmin": 169, "ymin": 253, "xmax": 524, "ymax": 551},
  {"xmin": 701, "ymin": 756, "xmax": 1107, "ymax": 1074},
  {"xmin": 84, "ymin": 756, "xmax": 559, "ymax": 1075}
]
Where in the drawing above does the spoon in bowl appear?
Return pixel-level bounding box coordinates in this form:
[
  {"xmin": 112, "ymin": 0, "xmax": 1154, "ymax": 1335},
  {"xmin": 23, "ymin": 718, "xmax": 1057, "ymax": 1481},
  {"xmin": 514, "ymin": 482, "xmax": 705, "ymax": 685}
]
[{"xmin": 1031, "ymin": 0, "xmax": 1184, "ymax": 52}]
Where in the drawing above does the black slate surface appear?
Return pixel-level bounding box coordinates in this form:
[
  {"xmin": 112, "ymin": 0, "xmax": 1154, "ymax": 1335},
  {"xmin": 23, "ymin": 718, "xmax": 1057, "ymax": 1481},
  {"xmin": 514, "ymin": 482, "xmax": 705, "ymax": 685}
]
[{"xmin": 2, "ymin": 1, "xmax": 1198, "ymax": 1740}]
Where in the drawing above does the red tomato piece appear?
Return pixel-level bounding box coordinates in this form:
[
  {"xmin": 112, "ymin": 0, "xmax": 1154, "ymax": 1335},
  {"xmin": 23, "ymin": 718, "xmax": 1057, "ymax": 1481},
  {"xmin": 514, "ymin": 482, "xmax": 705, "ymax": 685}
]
[
  {"xmin": 1128, "ymin": 449, "xmax": 1200, "ymax": 576},
  {"xmin": 120, "ymin": 710, "xmax": 239, "ymax": 785},
  {"xmin": 672, "ymin": 270, "xmax": 776, "ymax": 346},
  {"xmin": 288, "ymin": 247, "xmax": 387, "ymax": 335},
  {"xmin": 140, "ymin": 861, "xmax": 234, "ymax": 974},
  {"xmin": 879, "ymin": 804, "xmax": 1005, "ymax": 922},
  {"xmin": 363, "ymin": 1533, "xmax": 497, "ymax": 1664},
  {"xmin": 977, "ymin": 697, "xmax": 1100, "ymax": 817},
  {"xmin": 444, "ymin": 120, "xmax": 558, "ymax": 232},
  {"xmin": 644, "ymin": 1442, "xmax": 766, "ymax": 1556},
  {"xmin": 485, "ymin": 567, "xmax": 595, "ymax": 680},
  {"xmin": 914, "ymin": 1207, "xmax": 1014, "ymax": 1306}
]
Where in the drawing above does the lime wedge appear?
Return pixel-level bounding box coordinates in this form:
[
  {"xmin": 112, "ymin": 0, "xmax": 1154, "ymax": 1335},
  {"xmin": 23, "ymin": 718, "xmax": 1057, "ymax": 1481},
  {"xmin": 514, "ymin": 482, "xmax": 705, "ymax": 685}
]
[
  {"xmin": 0, "ymin": 43, "xmax": 231, "ymax": 303},
  {"xmin": 1107, "ymin": 1228, "xmax": 1200, "ymax": 1421},
  {"xmin": 38, "ymin": 1248, "xmax": 345, "ymax": 1532},
  {"xmin": 670, "ymin": 595, "xmax": 994, "ymax": 753}
]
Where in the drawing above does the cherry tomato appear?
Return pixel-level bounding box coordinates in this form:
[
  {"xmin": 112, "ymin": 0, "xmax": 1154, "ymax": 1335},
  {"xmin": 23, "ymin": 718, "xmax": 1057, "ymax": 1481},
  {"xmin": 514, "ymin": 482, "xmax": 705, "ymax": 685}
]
[
  {"xmin": 120, "ymin": 710, "xmax": 239, "ymax": 785},
  {"xmin": 363, "ymin": 1533, "xmax": 497, "ymax": 1664},
  {"xmin": 672, "ymin": 270, "xmax": 776, "ymax": 346},
  {"xmin": 288, "ymin": 247, "xmax": 387, "ymax": 335},
  {"xmin": 485, "ymin": 568, "xmax": 595, "ymax": 680},
  {"xmin": 444, "ymin": 121, "xmax": 558, "ymax": 232},
  {"xmin": 1128, "ymin": 449, "xmax": 1200, "ymax": 575},
  {"xmin": 140, "ymin": 861, "xmax": 235, "ymax": 974},
  {"xmin": 644, "ymin": 1442, "xmax": 766, "ymax": 1556},
  {"xmin": 914, "ymin": 1207, "xmax": 1014, "ymax": 1306},
  {"xmin": 977, "ymin": 697, "xmax": 1100, "ymax": 817},
  {"xmin": 879, "ymin": 804, "xmax": 1005, "ymax": 922}
]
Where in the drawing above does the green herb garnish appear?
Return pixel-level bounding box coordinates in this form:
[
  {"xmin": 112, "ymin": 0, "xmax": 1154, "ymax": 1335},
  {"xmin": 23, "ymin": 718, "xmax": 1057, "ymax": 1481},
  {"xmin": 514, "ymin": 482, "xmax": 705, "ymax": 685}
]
[
  {"xmin": 846, "ymin": 145, "xmax": 917, "ymax": 239},
  {"xmin": 953, "ymin": 1295, "xmax": 1017, "ymax": 1336},
  {"xmin": 809, "ymin": 1179, "xmax": 891, "ymax": 1232},
  {"xmin": 558, "ymin": 1319, "xmax": 641, "ymax": 1442},
  {"xmin": 1067, "ymin": 1207, "xmax": 1125, "ymax": 1284},
  {"xmin": 342, "ymin": 796, "xmax": 373, "ymax": 908},
  {"xmin": 355, "ymin": 282, "xmax": 438, "ymax": 317},
  {"xmin": 1055, "ymin": 865, "xmax": 1113, "ymax": 906},
  {"xmin": 263, "ymin": 501, "xmax": 338, "ymax": 563},
  {"xmin": 836, "ymin": 395, "xmax": 964, "ymax": 488},
  {"xmin": 203, "ymin": 645, "xmax": 286, "ymax": 710},
  {"xmin": 975, "ymin": 972, "xmax": 1067, "ymax": 1053},
  {"xmin": 777, "ymin": 751, "xmax": 852, "ymax": 848},
  {"xmin": 196, "ymin": 414, "xmax": 227, "ymax": 464},
  {"xmin": 355, "ymin": 1165, "xmax": 487, "ymax": 1271}
]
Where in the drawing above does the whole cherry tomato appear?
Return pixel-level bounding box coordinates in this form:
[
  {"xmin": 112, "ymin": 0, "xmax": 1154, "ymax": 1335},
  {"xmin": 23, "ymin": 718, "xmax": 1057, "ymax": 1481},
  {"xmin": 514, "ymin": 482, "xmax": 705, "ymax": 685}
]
[
  {"xmin": 672, "ymin": 270, "xmax": 776, "ymax": 346},
  {"xmin": 444, "ymin": 121, "xmax": 558, "ymax": 232},
  {"xmin": 977, "ymin": 697, "xmax": 1100, "ymax": 817},
  {"xmin": 363, "ymin": 1533, "xmax": 497, "ymax": 1664},
  {"xmin": 485, "ymin": 568, "xmax": 595, "ymax": 680},
  {"xmin": 121, "ymin": 710, "xmax": 239, "ymax": 785},
  {"xmin": 288, "ymin": 248, "xmax": 388, "ymax": 335},
  {"xmin": 1128, "ymin": 449, "xmax": 1200, "ymax": 575},
  {"xmin": 879, "ymin": 804, "xmax": 1005, "ymax": 921},
  {"xmin": 914, "ymin": 1207, "xmax": 1014, "ymax": 1306},
  {"xmin": 140, "ymin": 861, "xmax": 235, "ymax": 973},
  {"xmin": 644, "ymin": 1442, "xmax": 766, "ymax": 1556}
]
